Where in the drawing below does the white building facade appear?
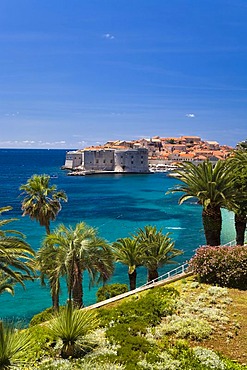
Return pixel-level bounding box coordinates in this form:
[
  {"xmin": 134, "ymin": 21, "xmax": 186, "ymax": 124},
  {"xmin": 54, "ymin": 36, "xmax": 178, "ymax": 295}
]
[{"xmin": 64, "ymin": 148, "xmax": 149, "ymax": 173}]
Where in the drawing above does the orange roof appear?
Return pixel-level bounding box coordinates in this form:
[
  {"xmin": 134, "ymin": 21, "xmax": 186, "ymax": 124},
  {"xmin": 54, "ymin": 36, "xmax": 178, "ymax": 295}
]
[
  {"xmin": 196, "ymin": 155, "xmax": 207, "ymax": 160},
  {"xmin": 179, "ymin": 153, "xmax": 195, "ymax": 158}
]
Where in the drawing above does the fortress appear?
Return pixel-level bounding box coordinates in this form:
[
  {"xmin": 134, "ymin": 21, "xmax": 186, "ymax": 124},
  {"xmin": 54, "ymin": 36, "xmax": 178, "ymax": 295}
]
[
  {"xmin": 64, "ymin": 147, "xmax": 149, "ymax": 174},
  {"xmin": 63, "ymin": 135, "xmax": 232, "ymax": 175}
]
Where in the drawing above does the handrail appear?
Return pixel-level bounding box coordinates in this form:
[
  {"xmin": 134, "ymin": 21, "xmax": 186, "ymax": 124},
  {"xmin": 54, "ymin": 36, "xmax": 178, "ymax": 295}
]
[
  {"xmin": 222, "ymin": 237, "xmax": 247, "ymax": 247},
  {"xmin": 137, "ymin": 236, "xmax": 247, "ymax": 290},
  {"xmin": 138, "ymin": 262, "xmax": 189, "ymax": 289}
]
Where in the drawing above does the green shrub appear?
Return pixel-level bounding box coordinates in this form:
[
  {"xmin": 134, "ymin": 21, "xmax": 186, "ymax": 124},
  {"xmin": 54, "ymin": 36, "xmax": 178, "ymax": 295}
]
[
  {"xmin": 21, "ymin": 325, "xmax": 54, "ymax": 364},
  {"xmin": 156, "ymin": 314, "xmax": 212, "ymax": 341},
  {"xmin": 189, "ymin": 246, "xmax": 247, "ymax": 289},
  {"xmin": 96, "ymin": 283, "xmax": 128, "ymax": 302},
  {"xmin": 99, "ymin": 287, "xmax": 178, "ymax": 328},
  {"xmin": 29, "ymin": 307, "xmax": 55, "ymax": 327},
  {"xmin": 97, "ymin": 287, "xmax": 178, "ymax": 368}
]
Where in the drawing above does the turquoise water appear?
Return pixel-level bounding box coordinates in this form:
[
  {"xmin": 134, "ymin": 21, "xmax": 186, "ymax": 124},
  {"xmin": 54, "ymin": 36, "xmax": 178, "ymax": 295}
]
[{"xmin": 0, "ymin": 149, "xmax": 235, "ymax": 323}]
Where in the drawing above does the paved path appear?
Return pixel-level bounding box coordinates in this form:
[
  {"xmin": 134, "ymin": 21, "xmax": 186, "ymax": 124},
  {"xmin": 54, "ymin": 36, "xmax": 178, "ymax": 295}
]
[{"xmin": 85, "ymin": 271, "xmax": 194, "ymax": 311}]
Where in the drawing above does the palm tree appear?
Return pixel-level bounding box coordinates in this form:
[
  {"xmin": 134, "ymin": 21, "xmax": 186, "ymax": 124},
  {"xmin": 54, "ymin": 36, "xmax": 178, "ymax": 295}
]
[
  {"xmin": 42, "ymin": 223, "xmax": 114, "ymax": 308},
  {"xmin": 20, "ymin": 174, "xmax": 67, "ymax": 234},
  {"xmin": 135, "ymin": 225, "xmax": 182, "ymax": 282},
  {"xmin": 0, "ymin": 321, "xmax": 33, "ymax": 369},
  {"xmin": 0, "ymin": 273, "xmax": 14, "ymax": 296},
  {"xmin": 36, "ymin": 243, "xmax": 63, "ymax": 311},
  {"xmin": 46, "ymin": 301, "xmax": 98, "ymax": 359},
  {"xmin": 168, "ymin": 160, "xmax": 236, "ymax": 246},
  {"xmin": 0, "ymin": 206, "xmax": 35, "ymax": 287},
  {"xmin": 226, "ymin": 151, "xmax": 247, "ymax": 245},
  {"xmin": 112, "ymin": 237, "xmax": 144, "ymax": 290}
]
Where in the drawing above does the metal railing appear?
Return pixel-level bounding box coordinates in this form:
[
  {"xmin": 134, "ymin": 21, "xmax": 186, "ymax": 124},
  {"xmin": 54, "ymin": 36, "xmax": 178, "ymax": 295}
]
[
  {"xmin": 138, "ymin": 262, "xmax": 189, "ymax": 289},
  {"xmin": 136, "ymin": 236, "xmax": 247, "ymax": 290},
  {"xmin": 222, "ymin": 237, "xmax": 247, "ymax": 247}
]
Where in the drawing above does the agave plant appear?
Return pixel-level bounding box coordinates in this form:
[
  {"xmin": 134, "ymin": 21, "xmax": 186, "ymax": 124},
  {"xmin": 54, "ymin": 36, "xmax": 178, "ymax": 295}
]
[
  {"xmin": 46, "ymin": 301, "xmax": 99, "ymax": 359},
  {"xmin": 0, "ymin": 321, "xmax": 33, "ymax": 369}
]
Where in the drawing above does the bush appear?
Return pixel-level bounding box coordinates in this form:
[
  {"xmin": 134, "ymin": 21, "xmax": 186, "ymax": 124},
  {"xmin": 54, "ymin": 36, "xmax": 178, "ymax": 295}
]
[
  {"xmin": 189, "ymin": 246, "xmax": 247, "ymax": 289},
  {"xmin": 157, "ymin": 314, "xmax": 212, "ymax": 341},
  {"xmin": 97, "ymin": 287, "xmax": 178, "ymax": 368},
  {"xmin": 96, "ymin": 283, "xmax": 128, "ymax": 302},
  {"xmin": 29, "ymin": 307, "xmax": 55, "ymax": 327},
  {"xmin": 99, "ymin": 287, "xmax": 178, "ymax": 328},
  {"xmin": 29, "ymin": 307, "xmax": 66, "ymax": 327}
]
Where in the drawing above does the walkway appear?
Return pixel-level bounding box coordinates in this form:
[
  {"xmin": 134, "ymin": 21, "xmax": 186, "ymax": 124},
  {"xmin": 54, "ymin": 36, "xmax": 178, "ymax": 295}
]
[{"xmin": 85, "ymin": 236, "xmax": 247, "ymax": 311}]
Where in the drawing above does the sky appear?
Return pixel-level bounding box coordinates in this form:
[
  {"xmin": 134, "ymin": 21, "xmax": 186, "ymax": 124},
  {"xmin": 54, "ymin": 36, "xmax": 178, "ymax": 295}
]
[{"xmin": 0, "ymin": 0, "xmax": 247, "ymax": 149}]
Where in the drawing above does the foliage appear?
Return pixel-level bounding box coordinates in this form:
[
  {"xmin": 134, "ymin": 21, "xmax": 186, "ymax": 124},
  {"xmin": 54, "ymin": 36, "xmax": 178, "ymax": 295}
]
[
  {"xmin": 5, "ymin": 279, "xmax": 247, "ymax": 369},
  {"xmin": 193, "ymin": 347, "xmax": 225, "ymax": 370},
  {"xmin": 29, "ymin": 307, "xmax": 60, "ymax": 327},
  {"xmin": 21, "ymin": 325, "xmax": 54, "ymax": 364},
  {"xmin": 96, "ymin": 283, "xmax": 128, "ymax": 302},
  {"xmin": 0, "ymin": 321, "xmax": 33, "ymax": 369},
  {"xmin": 40, "ymin": 223, "xmax": 114, "ymax": 308},
  {"xmin": 98, "ymin": 287, "xmax": 178, "ymax": 368},
  {"xmin": 46, "ymin": 302, "xmax": 99, "ymax": 358},
  {"xmin": 111, "ymin": 237, "xmax": 143, "ymax": 290},
  {"xmin": 189, "ymin": 246, "xmax": 247, "ymax": 289},
  {"xmin": 20, "ymin": 174, "xmax": 67, "ymax": 234},
  {"xmin": 226, "ymin": 150, "xmax": 247, "ymax": 245},
  {"xmin": 0, "ymin": 206, "xmax": 35, "ymax": 289},
  {"xmin": 134, "ymin": 225, "xmax": 183, "ymax": 282},
  {"xmin": 157, "ymin": 314, "xmax": 212, "ymax": 340},
  {"xmin": 99, "ymin": 287, "xmax": 178, "ymax": 328},
  {"xmin": 0, "ymin": 272, "xmax": 14, "ymax": 296},
  {"xmin": 167, "ymin": 160, "xmax": 236, "ymax": 246}
]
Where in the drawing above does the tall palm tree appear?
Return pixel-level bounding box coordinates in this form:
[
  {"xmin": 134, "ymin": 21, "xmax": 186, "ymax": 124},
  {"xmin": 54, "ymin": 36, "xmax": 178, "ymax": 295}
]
[
  {"xmin": 135, "ymin": 225, "xmax": 182, "ymax": 282},
  {"xmin": 226, "ymin": 151, "xmax": 247, "ymax": 245},
  {"xmin": 0, "ymin": 206, "xmax": 35, "ymax": 288},
  {"xmin": 168, "ymin": 160, "xmax": 236, "ymax": 246},
  {"xmin": 42, "ymin": 223, "xmax": 114, "ymax": 308},
  {"xmin": 112, "ymin": 237, "xmax": 144, "ymax": 290},
  {"xmin": 20, "ymin": 174, "xmax": 67, "ymax": 234},
  {"xmin": 36, "ymin": 243, "xmax": 63, "ymax": 311}
]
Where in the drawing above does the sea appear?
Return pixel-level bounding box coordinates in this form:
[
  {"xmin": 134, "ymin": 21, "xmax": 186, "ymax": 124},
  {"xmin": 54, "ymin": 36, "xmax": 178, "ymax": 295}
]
[{"xmin": 0, "ymin": 149, "xmax": 236, "ymax": 324}]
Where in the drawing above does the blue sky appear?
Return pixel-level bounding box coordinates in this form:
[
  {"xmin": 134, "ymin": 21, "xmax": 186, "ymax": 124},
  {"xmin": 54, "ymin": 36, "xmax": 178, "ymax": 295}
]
[{"xmin": 0, "ymin": 0, "xmax": 247, "ymax": 148}]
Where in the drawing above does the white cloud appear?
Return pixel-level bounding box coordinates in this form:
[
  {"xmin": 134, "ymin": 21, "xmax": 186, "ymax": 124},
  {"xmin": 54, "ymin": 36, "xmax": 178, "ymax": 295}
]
[
  {"xmin": 4, "ymin": 112, "xmax": 20, "ymax": 117},
  {"xmin": 185, "ymin": 113, "xmax": 195, "ymax": 118},
  {"xmin": 103, "ymin": 33, "xmax": 115, "ymax": 40}
]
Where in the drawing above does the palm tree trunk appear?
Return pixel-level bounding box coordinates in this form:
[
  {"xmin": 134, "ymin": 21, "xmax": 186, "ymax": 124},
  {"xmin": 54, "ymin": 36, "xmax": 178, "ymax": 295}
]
[
  {"xmin": 45, "ymin": 223, "xmax": 51, "ymax": 235},
  {"xmin": 52, "ymin": 291, "xmax": 59, "ymax": 312},
  {"xmin": 147, "ymin": 269, "xmax": 158, "ymax": 283},
  {"xmin": 72, "ymin": 262, "xmax": 83, "ymax": 308},
  {"xmin": 50, "ymin": 275, "xmax": 60, "ymax": 312},
  {"xmin": 202, "ymin": 206, "xmax": 222, "ymax": 246},
  {"xmin": 235, "ymin": 213, "xmax": 247, "ymax": 245},
  {"xmin": 128, "ymin": 269, "xmax": 137, "ymax": 290}
]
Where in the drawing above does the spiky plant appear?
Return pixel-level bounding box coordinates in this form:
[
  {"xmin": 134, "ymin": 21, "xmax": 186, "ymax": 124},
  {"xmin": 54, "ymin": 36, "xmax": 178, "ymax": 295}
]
[
  {"xmin": 0, "ymin": 321, "xmax": 33, "ymax": 369},
  {"xmin": 46, "ymin": 302, "xmax": 99, "ymax": 359}
]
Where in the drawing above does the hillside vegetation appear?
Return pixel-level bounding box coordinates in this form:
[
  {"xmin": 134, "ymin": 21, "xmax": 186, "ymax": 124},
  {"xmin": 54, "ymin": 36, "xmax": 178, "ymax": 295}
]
[{"xmin": 3, "ymin": 277, "xmax": 247, "ymax": 370}]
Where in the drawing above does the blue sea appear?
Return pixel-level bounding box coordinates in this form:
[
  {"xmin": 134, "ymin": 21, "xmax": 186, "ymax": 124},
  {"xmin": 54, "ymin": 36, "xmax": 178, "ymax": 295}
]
[{"xmin": 0, "ymin": 149, "xmax": 235, "ymax": 324}]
